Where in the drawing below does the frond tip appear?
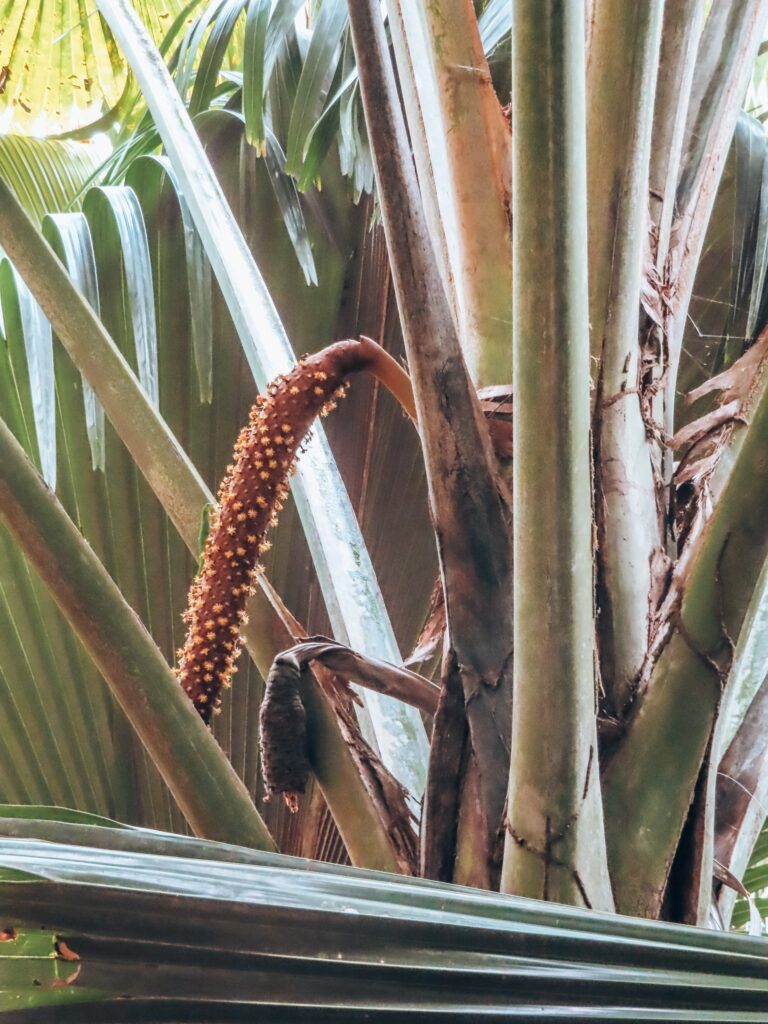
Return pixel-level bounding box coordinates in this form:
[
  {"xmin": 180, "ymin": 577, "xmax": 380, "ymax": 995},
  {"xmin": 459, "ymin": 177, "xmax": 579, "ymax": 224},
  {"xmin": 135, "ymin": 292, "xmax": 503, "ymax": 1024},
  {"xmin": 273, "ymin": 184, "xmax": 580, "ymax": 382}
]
[{"xmin": 175, "ymin": 340, "xmax": 373, "ymax": 723}]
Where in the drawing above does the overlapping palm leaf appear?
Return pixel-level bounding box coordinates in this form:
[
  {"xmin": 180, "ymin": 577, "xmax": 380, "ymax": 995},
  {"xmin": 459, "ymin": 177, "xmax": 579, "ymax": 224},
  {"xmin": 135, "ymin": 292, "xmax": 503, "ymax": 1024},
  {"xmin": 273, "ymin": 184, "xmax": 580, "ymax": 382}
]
[
  {"xmin": 0, "ymin": 0, "xmax": 191, "ymax": 136},
  {"xmin": 0, "ymin": 82, "xmax": 434, "ymax": 852},
  {"xmin": 3, "ymin": 0, "xmax": 768, "ymax": 913},
  {"xmin": 2, "ymin": 813, "xmax": 768, "ymax": 1017}
]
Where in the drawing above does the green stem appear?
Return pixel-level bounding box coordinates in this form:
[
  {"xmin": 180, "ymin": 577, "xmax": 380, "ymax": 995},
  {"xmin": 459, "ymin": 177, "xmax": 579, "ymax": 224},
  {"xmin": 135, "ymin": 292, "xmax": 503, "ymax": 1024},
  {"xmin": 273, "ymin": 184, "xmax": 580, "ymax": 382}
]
[
  {"xmin": 587, "ymin": 0, "xmax": 665, "ymax": 715},
  {"xmin": 677, "ymin": 0, "xmax": 768, "ymax": 216},
  {"xmin": 388, "ymin": 0, "xmax": 512, "ymax": 386},
  {"xmin": 649, "ymin": 0, "xmax": 707, "ymax": 499},
  {"xmin": 501, "ymin": 0, "xmax": 612, "ymax": 912},
  {"xmin": 0, "ymin": 413, "xmax": 274, "ymax": 850},
  {"xmin": 603, "ymin": 339, "xmax": 768, "ymax": 917},
  {"xmin": 649, "ymin": 0, "xmax": 706, "ymax": 275}
]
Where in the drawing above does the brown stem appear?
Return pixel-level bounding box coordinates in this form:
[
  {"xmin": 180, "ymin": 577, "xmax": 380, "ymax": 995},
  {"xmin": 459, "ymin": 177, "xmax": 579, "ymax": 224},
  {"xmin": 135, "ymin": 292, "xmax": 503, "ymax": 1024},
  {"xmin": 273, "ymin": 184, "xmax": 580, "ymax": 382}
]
[
  {"xmin": 420, "ymin": 644, "xmax": 466, "ymax": 881},
  {"xmin": 358, "ymin": 335, "xmax": 417, "ymax": 423},
  {"xmin": 347, "ymin": 0, "xmax": 514, "ymax": 886}
]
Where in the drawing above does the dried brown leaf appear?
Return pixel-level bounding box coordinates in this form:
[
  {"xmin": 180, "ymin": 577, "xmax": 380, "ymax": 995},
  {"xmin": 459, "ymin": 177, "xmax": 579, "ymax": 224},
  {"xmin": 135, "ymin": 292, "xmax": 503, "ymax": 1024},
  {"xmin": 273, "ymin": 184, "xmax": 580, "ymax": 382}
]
[
  {"xmin": 478, "ymin": 384, "xmax": 513, "ymax": 461},
  {"xmin": 39, "ymin": 964, "xmax": 81, "ymax": 988},
  {"xmin": 648, "ymin": 546, "xmax": 674, "ymax": 616},
  {"xmin": 641, "ymin": 220, "xmax": 665, "ymax": 328},
  {"xmin": 54, "ymin": 939, "xmax": 80, "ymax": 962},
  {"xmin": 310, "ymin": 660, "xmax": 418, "ymax": 874},
  {"xmin": 670, "ymin": 399, "xmax": 743, "ymax": 452},
  {"xmin": 674, "ymin": 445, "xmax": 722, "ymax": 489},
  {"xmin": 405, "ymin": 577, "xmax": 445, "ymax": 667},
  {"xmin": 687, "ymin": 329, "xmax": 768, "ymax": 407}
]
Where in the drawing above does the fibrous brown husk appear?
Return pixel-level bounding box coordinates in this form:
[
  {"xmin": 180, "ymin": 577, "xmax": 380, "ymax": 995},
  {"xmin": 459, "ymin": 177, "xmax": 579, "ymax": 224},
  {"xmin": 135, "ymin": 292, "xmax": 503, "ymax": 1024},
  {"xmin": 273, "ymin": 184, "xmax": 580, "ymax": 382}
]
[{"xmin": 259, "ymin": 653, "xmax": 310, "ymax": 812}]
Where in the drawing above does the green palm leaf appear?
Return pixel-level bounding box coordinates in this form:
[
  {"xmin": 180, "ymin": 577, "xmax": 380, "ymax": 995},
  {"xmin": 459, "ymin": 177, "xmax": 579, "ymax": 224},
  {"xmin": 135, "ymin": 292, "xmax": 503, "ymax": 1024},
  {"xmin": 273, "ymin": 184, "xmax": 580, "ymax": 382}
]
[
  {"xmin": 2, "ymin": 817, "xmax": 768, "ymax": 1018},
  {"xmin": 0, "ymin": 0, "xmax": 187, "ymax": 136},
  {"xmin": 242, "ymin": 0, "xmax": 277, "ymax": 153},
  {"xmin": 0, "ymin": 87, "xmax": 436, "ymax": 866},
  {"xmin": 0, "ymin": 135, "xmax": 102, "ymax": 226}
]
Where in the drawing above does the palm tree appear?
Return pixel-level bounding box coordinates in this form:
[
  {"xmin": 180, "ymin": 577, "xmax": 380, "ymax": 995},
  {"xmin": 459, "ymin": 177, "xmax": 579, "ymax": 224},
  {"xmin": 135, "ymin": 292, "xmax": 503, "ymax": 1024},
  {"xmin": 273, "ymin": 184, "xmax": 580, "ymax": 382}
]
[{"xmin": 2, "ymin": 0, "xmax": 768, "ymax": 1013}]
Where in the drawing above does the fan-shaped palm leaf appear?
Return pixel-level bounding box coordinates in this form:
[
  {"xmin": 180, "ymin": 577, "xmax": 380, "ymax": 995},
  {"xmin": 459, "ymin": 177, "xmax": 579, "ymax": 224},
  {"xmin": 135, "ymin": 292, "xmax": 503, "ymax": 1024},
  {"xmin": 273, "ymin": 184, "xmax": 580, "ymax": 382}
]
[
  {"xmin": 2, "ymin": 816, "xmax": 768, "ymax": 1018},
  {"xmin": 0, "ymin": 0, "xmax": 191, "ymax": 136}
]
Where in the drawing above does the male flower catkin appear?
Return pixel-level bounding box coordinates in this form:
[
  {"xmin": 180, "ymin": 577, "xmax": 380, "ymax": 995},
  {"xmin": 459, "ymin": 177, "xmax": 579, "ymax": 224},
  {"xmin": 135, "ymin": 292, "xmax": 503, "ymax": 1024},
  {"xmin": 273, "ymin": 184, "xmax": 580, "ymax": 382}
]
[{"xmin": 175, "ymin": 340, "xmax": 370, "ymax": 723}]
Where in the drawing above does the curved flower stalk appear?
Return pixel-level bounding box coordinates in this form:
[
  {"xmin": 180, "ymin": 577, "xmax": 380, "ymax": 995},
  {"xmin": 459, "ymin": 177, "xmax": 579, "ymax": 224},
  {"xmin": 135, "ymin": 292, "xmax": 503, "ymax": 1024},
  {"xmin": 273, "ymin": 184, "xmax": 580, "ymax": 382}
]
[{"xmin": 176, "ymin": 338, "xmax": 415, "ymax": 722}]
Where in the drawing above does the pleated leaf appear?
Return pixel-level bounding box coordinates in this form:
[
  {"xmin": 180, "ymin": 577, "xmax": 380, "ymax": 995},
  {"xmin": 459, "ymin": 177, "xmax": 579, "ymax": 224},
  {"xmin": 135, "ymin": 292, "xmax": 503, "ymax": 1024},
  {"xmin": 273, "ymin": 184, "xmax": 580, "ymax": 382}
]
[
  {"xmin": 242, "ymin": 0, "xmax": 277, "ymax": 153},
  {"xmin": 0, "ymin": 135, "xmax": 102, "ymax": 226},
  {"xmin": 734, "ymin": 821, "xmax": 768, "ymax": 930},
  {"xmin": 0, "ymin": 106, "xmax": 435, "ymax": 859},
  {"xmin": 0, "ymin": 0, "xmax": 188, "ymax": 136},
  {"xmin": 2, "ymin": 819, "xmax": 768, "ymax": 1018}
]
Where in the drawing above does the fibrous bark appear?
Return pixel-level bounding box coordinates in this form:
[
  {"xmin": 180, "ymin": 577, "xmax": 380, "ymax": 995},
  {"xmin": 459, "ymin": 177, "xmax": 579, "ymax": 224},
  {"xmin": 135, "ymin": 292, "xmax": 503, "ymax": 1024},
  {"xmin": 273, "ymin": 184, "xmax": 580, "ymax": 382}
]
[{"xmin": 604, "ymin": 333, "xmax": 768, "ymax": 918}]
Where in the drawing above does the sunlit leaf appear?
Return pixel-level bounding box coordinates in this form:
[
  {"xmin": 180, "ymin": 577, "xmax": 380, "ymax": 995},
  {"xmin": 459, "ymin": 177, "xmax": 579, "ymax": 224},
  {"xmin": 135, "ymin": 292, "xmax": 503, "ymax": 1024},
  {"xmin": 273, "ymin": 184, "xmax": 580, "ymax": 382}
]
[
  {"xmin": 0, "ymin": 136, "xmax": 102, "ymax": 225},
  {"xmin": 0, "ymin": 0, "xmax": 187, "ymax": 136}
]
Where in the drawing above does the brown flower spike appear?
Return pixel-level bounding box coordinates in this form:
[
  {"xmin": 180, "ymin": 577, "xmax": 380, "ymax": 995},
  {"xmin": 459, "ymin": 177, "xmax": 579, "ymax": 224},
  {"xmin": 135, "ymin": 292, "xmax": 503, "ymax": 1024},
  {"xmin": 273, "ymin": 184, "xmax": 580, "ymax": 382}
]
[{"xmin": 175, "ymin": 340, "xmax": 385, "ymax": 723}]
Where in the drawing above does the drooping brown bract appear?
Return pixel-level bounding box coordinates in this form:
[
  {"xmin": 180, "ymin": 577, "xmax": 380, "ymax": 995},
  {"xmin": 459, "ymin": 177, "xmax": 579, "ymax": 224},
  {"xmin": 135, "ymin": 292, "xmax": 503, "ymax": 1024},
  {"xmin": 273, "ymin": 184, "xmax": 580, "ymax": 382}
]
[{"xmin": 176, "ymin": 340, "xmax": 370, "ymax": 723}]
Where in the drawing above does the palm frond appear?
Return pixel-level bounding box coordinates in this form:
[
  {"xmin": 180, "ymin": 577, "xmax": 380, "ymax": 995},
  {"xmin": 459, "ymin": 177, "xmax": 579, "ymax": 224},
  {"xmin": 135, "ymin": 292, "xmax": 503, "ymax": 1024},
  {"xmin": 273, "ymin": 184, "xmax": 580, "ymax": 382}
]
[
  {"xmin": 0, "ymin": 93, "xmax": 435, "ymax": 862},
  {"xmin": 0, "ymin": 0, "xmax": 188, "ymax": 136},
  {"xmin": 0, "ymin": 135, "xmax": 102, "ymax": 225},
  {"xmin": 2, "ymin": 817, "xmax": 768, "ymax": 1018},
  {"xmin": 733, "ymin": 820, "xmax": 768, "ymax": 929}
]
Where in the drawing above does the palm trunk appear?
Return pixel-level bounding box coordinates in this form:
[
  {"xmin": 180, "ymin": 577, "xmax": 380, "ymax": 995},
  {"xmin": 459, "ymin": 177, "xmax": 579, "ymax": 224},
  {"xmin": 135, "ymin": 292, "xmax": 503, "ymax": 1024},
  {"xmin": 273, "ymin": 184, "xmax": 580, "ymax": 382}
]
[
  {"xmin": 604, "ymin": 336, "xmax": 768, "ymax": 917},
  {"xmin": 347, "ymin": 0, "xmax": 514, "ymax": 886},
  {"xmin": 587, "ymin": 0, "xmax": 665, "ymax": 717},
  {"xmin": 501, "ymin": 0, "xmax": 612, "ymax": 912}
]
